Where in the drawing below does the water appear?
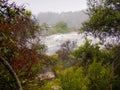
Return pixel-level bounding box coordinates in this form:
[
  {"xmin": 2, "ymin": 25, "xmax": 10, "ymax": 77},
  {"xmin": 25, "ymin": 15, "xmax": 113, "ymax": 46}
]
[{"xmin": 41, "ymin": 32, "xmax": 99, "ymax": 55}]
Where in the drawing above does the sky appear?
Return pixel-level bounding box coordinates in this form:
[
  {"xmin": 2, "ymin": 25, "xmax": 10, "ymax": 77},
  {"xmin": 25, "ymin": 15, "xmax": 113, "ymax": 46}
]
[{"xmin": 9, "ymin": 0, "xmax": 88, "ymax": 15}]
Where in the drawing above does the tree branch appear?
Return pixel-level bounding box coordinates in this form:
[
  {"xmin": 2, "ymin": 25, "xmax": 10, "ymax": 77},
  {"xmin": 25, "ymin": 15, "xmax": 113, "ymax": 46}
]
[{"xmin": 0, "ymin": 57, "xmax": 22, "ymax": 90}]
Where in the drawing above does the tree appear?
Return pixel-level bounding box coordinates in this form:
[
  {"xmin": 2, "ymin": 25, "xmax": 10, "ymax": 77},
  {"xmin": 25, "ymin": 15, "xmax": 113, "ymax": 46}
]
[
  {"xmin": 56, "ymin": 40, "xmax": 77, "ymax": 68},
  {"xmin": 81, "ymin": 0, "xmax": 120, "ymax": 89},
  {"xmin": 51, "ymin": 21, "xmax": 69, "ymax": 34},
  {"xmin": 55, "ymin": 21, "xmax": 68, "ymax": 30},
  {"xmin": 56, "ymin": 40, "xmax": 76, "ymax": 59},
  {"xmin": 82, "ymin": 0, "xmax": 120, "ymax": 44},
  {"xmin": 0, "ymin": 0, "xmax": 40, "ymax": 89},
  {"xmin": 73, "ymin": 40, "xmax": 110, "ymax": 66}
]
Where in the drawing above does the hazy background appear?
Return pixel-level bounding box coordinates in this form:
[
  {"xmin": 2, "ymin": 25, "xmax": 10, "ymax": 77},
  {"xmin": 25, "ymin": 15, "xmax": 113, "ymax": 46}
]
[{"xmin": 9, "ymin": 0, "xmax": 88, "ymax": 15}]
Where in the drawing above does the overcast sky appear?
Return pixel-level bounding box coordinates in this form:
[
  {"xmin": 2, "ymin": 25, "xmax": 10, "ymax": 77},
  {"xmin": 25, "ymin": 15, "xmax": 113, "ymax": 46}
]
[{"xmin": 9, "ymin": 0, "xmax": 88, "ymax": 15}]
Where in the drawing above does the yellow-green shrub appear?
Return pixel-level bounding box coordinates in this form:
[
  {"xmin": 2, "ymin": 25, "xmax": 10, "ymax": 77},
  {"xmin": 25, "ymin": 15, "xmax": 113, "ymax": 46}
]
[{"xmin": 60, "ymin": 67, "xmax": 89, "ymax": 90}]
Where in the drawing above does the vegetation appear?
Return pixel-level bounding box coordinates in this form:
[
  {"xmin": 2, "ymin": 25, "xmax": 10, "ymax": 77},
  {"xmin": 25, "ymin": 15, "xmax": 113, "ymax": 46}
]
[
  {"xmin": 81, "ymin": 0, "xmax": 120, "ymax": 89},
  {"xmin": 48, "ymin": 21, "xmax": 70, "ymax": 34},
  {"xmin": 0, "ymin": 0, "xmax": 48, "ymax": 90},
  {"xmin": 40, "ymin": 21, "xmax": 70, "ymax": 35},
  {"xmin": 37, "ymin": 11, "xmax": 88, "ymax": 28},
  {"xmin": 0, "ymin": 0, "xmax": 120, "ymax": 90},
  {"xmin": 60, "ymin": 67, "xmax": 89, "ymax": 90}
]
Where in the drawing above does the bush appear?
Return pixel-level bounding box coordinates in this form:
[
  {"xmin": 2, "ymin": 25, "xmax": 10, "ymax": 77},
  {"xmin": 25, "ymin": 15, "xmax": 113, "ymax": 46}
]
[
  {"xmin": 87, "ymin": 61, "xmax": 111, "ymax": 90},
  {"xmin": 60, "ymin": 67, "xmax": 89, "ymax": 90}
]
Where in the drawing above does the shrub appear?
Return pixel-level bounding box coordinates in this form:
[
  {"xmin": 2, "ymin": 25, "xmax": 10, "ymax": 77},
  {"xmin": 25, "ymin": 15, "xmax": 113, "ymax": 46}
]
[{"xmin": 60, "ymin": 67, "xmax": 89, "ymax": 90}]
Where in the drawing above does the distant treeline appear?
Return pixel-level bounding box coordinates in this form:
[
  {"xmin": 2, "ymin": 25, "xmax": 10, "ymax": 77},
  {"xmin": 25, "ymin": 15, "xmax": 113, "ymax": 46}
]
[{"xmin": 37, "ymin": 10, "xmax": 88, "ymax": 28}]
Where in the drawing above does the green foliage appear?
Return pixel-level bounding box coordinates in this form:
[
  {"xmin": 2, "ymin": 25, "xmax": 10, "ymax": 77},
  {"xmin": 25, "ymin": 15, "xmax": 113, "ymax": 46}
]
[
  {"xmin": 60, "ymin": 67, "xmax": 89, "ymax": 90},
  {"xmin": 31, "ymin": 43, "xmax": 47, "ymax": 54},
  {"xmin": 58, "ymin": 62, "xmax": 112, "ymax": 90},
  {"xmin": 73, "ymin": 38, "xmax": 113, "ymax": 66},
  {"xmin": 49, "ymin": 21, "xmax": 70, "ymax": 34},
  {"xmin": 0, "ymin": 0, "xmax": 40, "ymax": 89},
  {"xmin": 56, "ymin": 40, "xmax": 77, "ymax": 68},
  {"xmin": 82, "ymin": 0, "xmax": 120, "ymax": 42},
  {"xmin": 0, "ymin": 64, "xmax": 17, "ymax": 90},
  {"xmin": 73, "ymin": 40, "xmax": 100, "ymax": 66},
  {"xmin": 88, "ymin": 61, "xmax": 111, "ymax": 90},
  {"xmin": 55, "ymin": 21, "xmax": 68, "ymax": 30},
  {"xmin": 24, "ymin": 10, "xmax": 32, "ymax": 16},
  {"xmin": 81, "ymin": 0, "xmax": 120, "ymax": 89},
  {"xmin": 107, "ymin": 45, "xmax": 120, "ymax": 90},
  {"xmin": 39, "ymin": 79, "xmax": 61, "ymax": 90},
  {"xmin": 1, "ymin": 0, "xmax": 120, "ymax": 90},
  {"xmin": 23, "ymin": 78, "xmax": 61, "ymax": 90}
]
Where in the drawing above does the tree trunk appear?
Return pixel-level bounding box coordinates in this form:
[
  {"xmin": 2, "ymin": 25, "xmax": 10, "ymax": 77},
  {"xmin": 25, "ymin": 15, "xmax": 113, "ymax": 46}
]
[{"xmin": 0, "ymin": 57, "xmax": 22, "ymax": 90}]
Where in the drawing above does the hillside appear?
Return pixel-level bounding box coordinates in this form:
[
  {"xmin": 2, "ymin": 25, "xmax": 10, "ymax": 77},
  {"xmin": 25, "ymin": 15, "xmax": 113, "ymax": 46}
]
[{"xmin": 37, "ymin": 10, "xmax": 89, "ymax": 28}]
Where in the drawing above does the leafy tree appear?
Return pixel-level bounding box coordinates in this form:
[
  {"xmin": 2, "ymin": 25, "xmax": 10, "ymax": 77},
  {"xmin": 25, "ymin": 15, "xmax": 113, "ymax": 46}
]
[
  {"xmin": 55, "ymin": 21, "xmax": 68, "ymax": 30},
  {"xmin": 50, "ymin": 21, "xmax": 69, "ymax": 34},
  {"xmin": 0, "ymin": 0, "xmax": 40, "ymax": 89},
  {"xmin": 56, "ymin": 40, "xmax": 76, "ymax": 60},
  {"xmin": 73, "ymin": 40, "xmax": 111, "ymax": 66},
  {"xmin": 0, "ymin": 0, "xmax": 28, "ymax": 89},
  {"xmin": 82, "ymin": 0, "xmax": 120, "ymax": 44},
  {"xmin": 81, "ymin": 0, "xmax": 120, "ymax": 89},
  {"xmin": 31, "ymin": 43, "xmax": 47, "ymax": 54},
  {"xmin": 56, "ymin": 40, "xmax": 77, "ymax": 68}
]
